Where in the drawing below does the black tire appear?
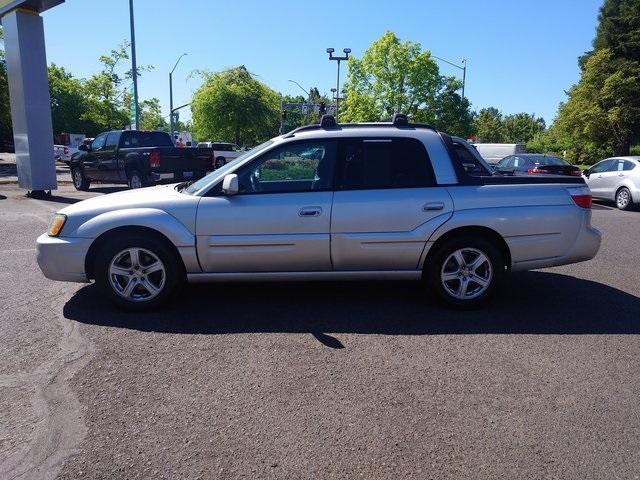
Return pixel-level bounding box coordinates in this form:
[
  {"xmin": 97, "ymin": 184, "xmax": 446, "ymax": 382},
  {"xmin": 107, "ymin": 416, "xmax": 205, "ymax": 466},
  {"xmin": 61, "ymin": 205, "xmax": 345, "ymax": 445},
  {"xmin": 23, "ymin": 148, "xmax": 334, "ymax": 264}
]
[
  {"xmin": 94, "ymin": 234, "xmax": 184, "ymax": 311},
  {"xmin": 71, "ymin": 167, "xmax": 90, "ymax": 191},
  {"xmin": 127, "ymin": 169, "xmax": 145, "ymax": 189},
  {"xmin": 425, "ymin": 235, "xmax": 506, "ymax": 309},
  {"xmin": 616, "ymin": 187, "xmax": 634, "ymax": 211},
  {"xmin": 215, "ymin": 157, "xmax": 226, "ymax": 169}
]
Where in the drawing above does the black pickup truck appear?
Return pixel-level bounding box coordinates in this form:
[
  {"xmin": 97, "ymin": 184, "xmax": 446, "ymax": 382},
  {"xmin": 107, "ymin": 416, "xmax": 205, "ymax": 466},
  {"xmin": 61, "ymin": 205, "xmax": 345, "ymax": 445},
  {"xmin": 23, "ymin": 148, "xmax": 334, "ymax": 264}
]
[{"xmin": 69, "ymin": 130, "xmax": 214, "ymax": 190}]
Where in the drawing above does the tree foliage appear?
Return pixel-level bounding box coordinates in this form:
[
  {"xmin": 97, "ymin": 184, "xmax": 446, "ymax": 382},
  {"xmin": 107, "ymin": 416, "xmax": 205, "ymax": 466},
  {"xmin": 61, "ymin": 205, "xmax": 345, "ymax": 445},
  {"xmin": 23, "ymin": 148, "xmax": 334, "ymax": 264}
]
[
  {"xmin": 0, "ymin": 26, "xmax": 13, "ymax": 148},
  {"xmin": 339, "ymin": 31, "xmax": 473, "ymax": 137},
  {"xmin": 191, "ymin": 66, "xmax": 280, "ymax": 145},
  {"xmin": 554, "ymin": 0, "xmax": 640, "ymax": 162}
]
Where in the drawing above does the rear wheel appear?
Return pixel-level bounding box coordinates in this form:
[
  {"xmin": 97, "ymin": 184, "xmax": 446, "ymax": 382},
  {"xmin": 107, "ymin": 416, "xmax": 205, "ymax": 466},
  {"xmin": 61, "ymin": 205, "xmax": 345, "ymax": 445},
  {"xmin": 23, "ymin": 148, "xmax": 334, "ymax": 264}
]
[
  {"xmin": 71, "ymin": 167, "xmax": 90, "ymax": 191},
  {"xmin": 425, "ymin": 236, "xmax": 505, "ymax": 309},
  {"xmin": 127, "ymin": 169, "xmax": 145, "ymax": 189},
  {"xmin": 94, "ymin": 234, "xmax": 183, "ymax": 310},
  {"xmin": 616, "ymin": 187, "xmax": 633, "ymax": 210}
]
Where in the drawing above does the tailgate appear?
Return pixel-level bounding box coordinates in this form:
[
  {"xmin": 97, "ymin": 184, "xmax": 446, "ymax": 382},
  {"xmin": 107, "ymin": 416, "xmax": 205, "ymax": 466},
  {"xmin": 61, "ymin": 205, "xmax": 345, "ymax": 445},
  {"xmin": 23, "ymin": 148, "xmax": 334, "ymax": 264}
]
[{"xmin": 153, "ymin": 147, "xmax": 213, "ymax": 180}]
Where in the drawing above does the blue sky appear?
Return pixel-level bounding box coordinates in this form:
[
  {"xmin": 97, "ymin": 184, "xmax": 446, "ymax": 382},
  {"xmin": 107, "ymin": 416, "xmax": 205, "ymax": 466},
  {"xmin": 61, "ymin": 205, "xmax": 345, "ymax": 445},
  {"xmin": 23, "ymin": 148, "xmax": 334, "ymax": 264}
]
[{"xmin": 42, "ymin": 0, "xmax": 603, "ymax": 125}]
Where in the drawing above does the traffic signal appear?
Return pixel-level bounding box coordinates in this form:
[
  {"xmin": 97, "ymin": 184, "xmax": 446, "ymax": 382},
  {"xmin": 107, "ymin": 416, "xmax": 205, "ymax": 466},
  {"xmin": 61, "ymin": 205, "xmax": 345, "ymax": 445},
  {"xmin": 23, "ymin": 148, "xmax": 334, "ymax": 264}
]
[{"xmin": 319, "ymin": 102, "xmax": 326, "ymax": 114}]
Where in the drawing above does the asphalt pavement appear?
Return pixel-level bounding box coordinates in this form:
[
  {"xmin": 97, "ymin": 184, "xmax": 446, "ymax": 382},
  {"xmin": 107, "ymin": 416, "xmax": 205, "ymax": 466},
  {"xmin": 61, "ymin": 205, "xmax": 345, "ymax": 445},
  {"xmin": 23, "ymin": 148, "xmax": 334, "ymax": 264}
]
[{"xmin": 1, "ymin": 184, "xmax": 639, "ymax": 480}]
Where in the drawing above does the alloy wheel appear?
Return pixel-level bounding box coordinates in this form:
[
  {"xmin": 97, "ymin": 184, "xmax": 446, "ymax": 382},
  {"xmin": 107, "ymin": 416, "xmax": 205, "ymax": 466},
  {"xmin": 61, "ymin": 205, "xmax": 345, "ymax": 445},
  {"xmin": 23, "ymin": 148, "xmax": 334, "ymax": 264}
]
[
  {"xmin": 617, "ymin": 189, "xmax": 630, "ymax": 209},
  {"xmin": 108, "ymin": 248, "xmax": 166, "ymax": 302},
  {"xmin": 440, "ymin": 247, "xmax": 493, "ymax": 300}
]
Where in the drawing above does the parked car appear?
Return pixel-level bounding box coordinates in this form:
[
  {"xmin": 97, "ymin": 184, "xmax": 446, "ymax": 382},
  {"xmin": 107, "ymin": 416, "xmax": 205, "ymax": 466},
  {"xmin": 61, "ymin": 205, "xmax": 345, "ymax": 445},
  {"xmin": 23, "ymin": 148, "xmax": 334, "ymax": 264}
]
[
  {"xmin": 196, "ymin": 141, "xmax": 243, "ymax": 168},
  {"xmin": 494, "ymin": 154, "xmax": 582, "ymax": 177},
  {"xmin": 472, "ymin": 143, "xmax": 526, "ymax": 164},
  {"xmin": 37, "ymin": 115, "xmax": 601, "ymax": 310},
  {"xmin": 583, "ymin": 156, "xmax": 640, "ymax": 210},
  {"xmin": 69, "ymin": 130, "xmax": 215, "ymax": 190}
]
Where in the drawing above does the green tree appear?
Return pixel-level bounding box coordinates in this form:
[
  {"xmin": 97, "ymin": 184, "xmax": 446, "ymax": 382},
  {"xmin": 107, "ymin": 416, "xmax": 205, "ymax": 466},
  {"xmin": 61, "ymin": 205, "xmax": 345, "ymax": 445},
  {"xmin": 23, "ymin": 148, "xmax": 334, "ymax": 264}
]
[
  {"xmin": 48, "ymin": 63, "xmax": 93, "ymax": 134},
  {"xmin": 340, "ymin": 31, "xmax": 442, "ymax": 122},
  {"xmin": 139, "ymin": 97, "xmax": 168, "ymax": 131},
  {"xmin": 592, "ymin": 0, "xmax": 640, "ymax": 60},
  {"xmin": 0, "ymin": 27, "xmax": 12, "ymax": 148},
  {"xmin": 502, "ymin": 112, "xmax": 545, "ymax": 143},
  {"xmin": 191, "ymin": 66, "xmax": 280, "ymax": 145},
  {"xmin": 472, "ymin": 107, "xmax": 505, "ymax": 142},
  {"xmin": 431, "ymin": 77, "xmax": 474, "ymax": 138}
]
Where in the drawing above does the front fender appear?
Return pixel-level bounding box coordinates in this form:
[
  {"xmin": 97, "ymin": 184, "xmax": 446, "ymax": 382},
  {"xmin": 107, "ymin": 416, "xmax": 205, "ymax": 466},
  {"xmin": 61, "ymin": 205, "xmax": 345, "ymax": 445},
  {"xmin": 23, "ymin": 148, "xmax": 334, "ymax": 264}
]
[{"xmin": 71, "ymin": 208, "xmax": 194, "ymax": 247}]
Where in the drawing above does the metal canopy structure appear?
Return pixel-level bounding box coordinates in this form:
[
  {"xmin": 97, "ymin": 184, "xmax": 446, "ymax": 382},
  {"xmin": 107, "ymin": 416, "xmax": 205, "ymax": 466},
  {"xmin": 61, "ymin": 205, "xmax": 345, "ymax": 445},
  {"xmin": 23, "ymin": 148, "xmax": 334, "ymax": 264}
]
[{"xmin": 1, "ymin": 0, "xmax": 65, "ymax": 193}]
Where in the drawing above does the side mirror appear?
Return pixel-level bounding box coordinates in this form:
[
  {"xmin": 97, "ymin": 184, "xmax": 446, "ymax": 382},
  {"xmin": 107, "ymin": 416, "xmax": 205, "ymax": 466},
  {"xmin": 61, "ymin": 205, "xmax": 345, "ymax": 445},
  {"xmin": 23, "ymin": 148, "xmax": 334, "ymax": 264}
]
[
  {"xmin": 583, "ymin": 168, "xmax": 590, "ymax": 177},
  {"xmin": 221, "ymin": 173, "xmax": 239, "ymax": 195},
  {"xmin": 78, "ymin": 144, "xmax": 88, "ymax": 151}
]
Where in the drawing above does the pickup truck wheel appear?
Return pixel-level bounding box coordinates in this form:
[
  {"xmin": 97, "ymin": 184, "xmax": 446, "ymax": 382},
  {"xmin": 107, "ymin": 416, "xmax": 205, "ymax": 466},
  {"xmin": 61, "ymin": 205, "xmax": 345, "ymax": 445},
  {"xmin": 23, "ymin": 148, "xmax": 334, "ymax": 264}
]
[
  {"xmin": 426, "ymin": 236, "xmax": 505, "ymax": 309},
  {"xmin": 616, "ymin": 187, "xmax": 633, "ymax": 210},
  {"xmin": 94, "ymin": 235, "xmax": 183, "ymax": 310},
  {"xmin": 215, "ymin": 157, "xmax": 226, "ymax": 169},
  {"xmin": 71, "ymin": 167, "xmax": 90, "ymax": 191},
  {"xmin": 127, "ymin": 169, "xmax": 145, "ymax": 189}
]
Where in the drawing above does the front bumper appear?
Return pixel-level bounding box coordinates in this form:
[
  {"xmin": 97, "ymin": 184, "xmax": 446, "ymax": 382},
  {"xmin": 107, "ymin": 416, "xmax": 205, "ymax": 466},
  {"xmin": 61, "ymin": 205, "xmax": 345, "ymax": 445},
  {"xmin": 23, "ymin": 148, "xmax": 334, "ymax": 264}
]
[{"xmin": 36, "ymin": 233, "xmax": 93, "ymax": 283}]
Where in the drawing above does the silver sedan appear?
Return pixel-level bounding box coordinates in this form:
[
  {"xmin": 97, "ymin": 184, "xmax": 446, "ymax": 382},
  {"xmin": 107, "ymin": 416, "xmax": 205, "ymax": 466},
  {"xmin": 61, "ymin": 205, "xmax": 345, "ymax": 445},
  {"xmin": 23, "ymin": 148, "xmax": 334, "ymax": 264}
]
[{"xmin": 584, "ymin": 156, "xmax": 640, "ymax": 210}]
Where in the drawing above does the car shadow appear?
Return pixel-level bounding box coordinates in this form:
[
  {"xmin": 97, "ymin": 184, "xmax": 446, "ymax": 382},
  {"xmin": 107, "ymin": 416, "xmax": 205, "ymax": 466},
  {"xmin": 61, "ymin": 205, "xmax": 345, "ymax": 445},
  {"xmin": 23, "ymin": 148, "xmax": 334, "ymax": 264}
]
[{"xmin": 64, "ymin": 271, "xmax": 640, "ymax": 340}]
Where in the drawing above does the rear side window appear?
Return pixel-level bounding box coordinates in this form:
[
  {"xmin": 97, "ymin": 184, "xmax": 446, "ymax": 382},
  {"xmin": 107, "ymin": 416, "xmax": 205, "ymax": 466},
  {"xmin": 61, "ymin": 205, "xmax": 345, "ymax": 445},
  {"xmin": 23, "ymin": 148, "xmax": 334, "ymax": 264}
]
[
  {"xmin": 336, "ymin": 138, "xmax": 435, "ymax": 190},
  {"xmin": 623, "ymin": 160, "xmax": 636, "ymax": 171},
  {"xmin": 127, "ymin": 131, "xmax": 174, "ymax": 148},
  {"xmin": 213, "ymin": 143, "xmax": 234, "ymax": 151}
]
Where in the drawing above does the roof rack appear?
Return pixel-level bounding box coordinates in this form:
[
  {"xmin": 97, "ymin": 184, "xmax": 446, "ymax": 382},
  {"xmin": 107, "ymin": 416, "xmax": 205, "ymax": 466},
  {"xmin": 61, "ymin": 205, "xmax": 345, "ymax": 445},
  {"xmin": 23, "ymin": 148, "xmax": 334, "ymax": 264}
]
[{"xmin": 283, "ymin": 113, "xmax": 437, "ymax": 138}]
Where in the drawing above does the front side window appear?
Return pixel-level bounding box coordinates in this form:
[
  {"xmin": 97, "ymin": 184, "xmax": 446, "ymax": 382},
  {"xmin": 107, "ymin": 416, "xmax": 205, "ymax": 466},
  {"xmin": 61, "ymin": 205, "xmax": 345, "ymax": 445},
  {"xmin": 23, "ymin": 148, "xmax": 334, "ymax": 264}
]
[
  {"xmin": 590, "ymin": 159, "xmax": 614, "ymax": 174},
  {"xmin": 91, "ymin": 133, "xmax": 107, "ymax": 151},
  {"xmin": 453, "ymin": 143, "xmax": 491, "ymax": 176},
  {"xmin": 104, "ymin": 132, "xmax": 120, "ymax": 150},
  {"xmin": 336, "ymin": 138, "xmax": 434, "ymax": 190},
  {"xmin": 236, "ymin": 141, "xmax": 337, "ymax": 194}
]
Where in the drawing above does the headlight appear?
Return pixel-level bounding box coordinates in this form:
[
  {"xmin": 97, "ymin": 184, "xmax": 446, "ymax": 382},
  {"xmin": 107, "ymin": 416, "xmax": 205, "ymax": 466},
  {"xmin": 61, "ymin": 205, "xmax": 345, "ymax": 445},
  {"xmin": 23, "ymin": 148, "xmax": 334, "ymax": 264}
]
[{"xmin": 48, "ymin": 214, "xmax": 67, "ymax": 237}]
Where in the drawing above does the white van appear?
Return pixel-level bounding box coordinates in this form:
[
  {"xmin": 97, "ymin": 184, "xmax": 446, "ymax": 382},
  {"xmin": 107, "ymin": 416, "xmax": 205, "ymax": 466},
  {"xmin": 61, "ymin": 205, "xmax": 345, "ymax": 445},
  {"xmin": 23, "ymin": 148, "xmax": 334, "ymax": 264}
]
[{"xmin": 472, "ymin": 143, "xmax": 526, "ymax": 164}]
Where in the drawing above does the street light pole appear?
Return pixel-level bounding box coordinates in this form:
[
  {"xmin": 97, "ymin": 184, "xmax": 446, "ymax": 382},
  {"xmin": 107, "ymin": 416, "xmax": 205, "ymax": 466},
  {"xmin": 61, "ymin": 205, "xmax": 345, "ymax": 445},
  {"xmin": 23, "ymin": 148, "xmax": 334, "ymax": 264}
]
[
  {"xmin": 288, "ymin": 79, "xmax": 311, "ymax": 123},
  {"xmin": 432, "ymin": 55, "xmax": 467, "ymax": 100},
  {"xmin": 327, "ymin": 47, "xmax": 350, "ymax": 121},
  {"xmin": 169, "ymin": 53, "xmax": 187, "ymax": 143},
  {"xmin": 128, "ymin": 0, "xmax": 139, "ymax": 129}
]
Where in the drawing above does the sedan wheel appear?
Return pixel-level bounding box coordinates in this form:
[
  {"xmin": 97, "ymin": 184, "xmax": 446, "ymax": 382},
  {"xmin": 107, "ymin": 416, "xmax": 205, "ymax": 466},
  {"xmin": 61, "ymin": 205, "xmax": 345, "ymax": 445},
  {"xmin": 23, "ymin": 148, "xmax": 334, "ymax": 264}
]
[
  {"xmin": 108, "ymin": 248, "xmax": 166, "ymax": 302},
  {"xmin": 616, "ymin": 187, "xmax": 633, "ymax": 210}
]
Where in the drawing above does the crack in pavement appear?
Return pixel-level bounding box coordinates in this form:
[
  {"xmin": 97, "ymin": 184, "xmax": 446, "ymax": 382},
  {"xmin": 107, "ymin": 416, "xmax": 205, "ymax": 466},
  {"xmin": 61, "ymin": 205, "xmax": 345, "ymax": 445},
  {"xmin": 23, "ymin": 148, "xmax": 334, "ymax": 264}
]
[{"xmin": 0, "ymin": 288, "xmax": 95, "ymax": 480}]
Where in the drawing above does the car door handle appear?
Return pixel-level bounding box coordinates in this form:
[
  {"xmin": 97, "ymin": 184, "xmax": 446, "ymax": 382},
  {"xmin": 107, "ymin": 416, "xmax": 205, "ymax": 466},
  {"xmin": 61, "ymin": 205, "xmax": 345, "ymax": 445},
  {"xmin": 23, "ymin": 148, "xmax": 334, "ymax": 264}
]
[
  {"xmin": 618, "ymin": 173, "xmax": 624, "ymax": 177},
  {"xmin": 423, "ymin": 202, "xmax": 445, "ymax": 211},
  {"xmin": 299, "ymin": 207, "xmax": 322, "ymax": 217}
]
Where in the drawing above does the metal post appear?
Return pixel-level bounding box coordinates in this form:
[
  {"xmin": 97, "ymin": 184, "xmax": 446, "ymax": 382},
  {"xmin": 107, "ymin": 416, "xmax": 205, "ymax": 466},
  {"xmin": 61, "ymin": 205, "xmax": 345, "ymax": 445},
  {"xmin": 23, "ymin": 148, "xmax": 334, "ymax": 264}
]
[
  {"xmin": 169, "ymin": 71, "xmax": 173, "ymax": 140},
  {"xmin": 129, "ymin": 0, "xmax": 139, "ymax": 129},
  {"xmin": 461, "ymin": 59, "xmax": 467, "ymax": 101},
  {"xmin": 335, "ymin": 59, "xmax": 340, "ymax": 121}
]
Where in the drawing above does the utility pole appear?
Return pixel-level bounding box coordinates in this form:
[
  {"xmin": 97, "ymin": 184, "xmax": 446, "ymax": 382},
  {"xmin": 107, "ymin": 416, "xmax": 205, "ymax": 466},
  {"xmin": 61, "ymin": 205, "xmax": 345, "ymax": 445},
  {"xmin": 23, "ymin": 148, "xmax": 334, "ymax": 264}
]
[
  {"xmin": 128, "ymin": 0, "xmax": 139, "ymax": 129},
  {"xmin": 169, "ymin": 53, "xmax": 188, "ymax": 143},
  {"xmin": 326, "ymin": 47, "xmax": 350, "ymax": 121},
  {"xmin": 432, "ymin": 55, "xmax": 467, "ymax": 100}
]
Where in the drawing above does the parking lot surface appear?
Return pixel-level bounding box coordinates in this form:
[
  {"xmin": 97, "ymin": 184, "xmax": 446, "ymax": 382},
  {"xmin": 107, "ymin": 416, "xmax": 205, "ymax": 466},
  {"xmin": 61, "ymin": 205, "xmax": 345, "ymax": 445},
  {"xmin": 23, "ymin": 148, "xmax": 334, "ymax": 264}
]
[{"xmin": 1, "ymin": 184, "xmax": 639, "ymax": 480}]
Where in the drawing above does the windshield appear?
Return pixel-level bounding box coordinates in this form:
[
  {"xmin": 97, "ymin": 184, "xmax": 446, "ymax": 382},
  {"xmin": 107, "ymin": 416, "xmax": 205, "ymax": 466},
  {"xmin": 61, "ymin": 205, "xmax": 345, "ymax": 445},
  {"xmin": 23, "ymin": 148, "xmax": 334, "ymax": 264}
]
[
  {"xmin": 530, "ymin": 155, "xmax": 569, "ymax": 166},
  {"xmin": 184, "ymin": 140, "xmax": 274, "ymax": 194}
]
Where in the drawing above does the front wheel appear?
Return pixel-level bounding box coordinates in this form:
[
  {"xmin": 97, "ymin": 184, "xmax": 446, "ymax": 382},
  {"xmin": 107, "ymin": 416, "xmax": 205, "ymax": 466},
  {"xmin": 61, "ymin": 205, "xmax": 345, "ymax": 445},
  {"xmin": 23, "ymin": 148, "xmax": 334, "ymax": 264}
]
[
  {"xmin": 425, "ymin": 236, "xmax": 506, "ymax": 309},
  {"xmin": 616, "ymin": 187, "xmax": 634, "ymax": 210},
  {"xmin": 71, "ymin": 167, "xmax": 90, "ymax": 191},
  {"xmin": 214, "ymin": 157, "xmax": 226, "ymax": 169},
  {"xmin": 94, "ymin": 235, "xmax": 183, "ymax": 310}
]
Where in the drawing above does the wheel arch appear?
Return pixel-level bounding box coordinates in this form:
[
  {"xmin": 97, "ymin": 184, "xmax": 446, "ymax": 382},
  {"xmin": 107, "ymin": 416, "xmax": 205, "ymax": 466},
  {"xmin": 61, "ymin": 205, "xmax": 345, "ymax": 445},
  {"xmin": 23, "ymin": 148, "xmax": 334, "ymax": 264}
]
[
  {"xmin": 422, "ymin": 225, "xmax": 511, "ymax": 272},
  {"xmin": 85, "ymin": 225, "xmax": 186, "ymax": 280}
]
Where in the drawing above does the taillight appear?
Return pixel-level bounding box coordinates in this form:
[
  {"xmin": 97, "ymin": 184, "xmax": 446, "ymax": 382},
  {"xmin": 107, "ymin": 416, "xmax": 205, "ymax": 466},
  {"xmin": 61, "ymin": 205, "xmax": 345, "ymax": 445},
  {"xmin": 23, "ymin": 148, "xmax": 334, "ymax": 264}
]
[
  {"xmin": 527, "ymin": 168, "xmax": 539, "ymax": 174},
  {"xmin": 149, "ymin": 151, "xmax": 160, "ymax": 168},
  {"xmin": 567, "ymin": 186, "xmax": 592, "ymax": 209},
  {"xmin": 569, "ymin": 170, "xmax": 583, "ymax": 177}
]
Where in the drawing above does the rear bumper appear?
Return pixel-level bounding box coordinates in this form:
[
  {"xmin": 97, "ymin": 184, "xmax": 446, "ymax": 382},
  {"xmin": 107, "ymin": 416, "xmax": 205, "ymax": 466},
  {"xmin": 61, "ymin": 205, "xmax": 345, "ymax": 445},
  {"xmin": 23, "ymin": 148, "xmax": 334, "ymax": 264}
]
[
  {"xmin": 36, "ymin": 233, "xmax": 92, "ymax": 283},
  {"xmin": 511, "ymin": 221, "xmax": 601, "ymax": 271}
]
